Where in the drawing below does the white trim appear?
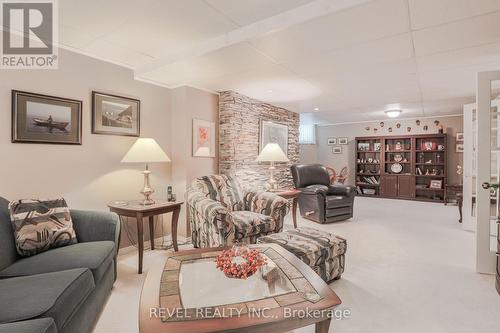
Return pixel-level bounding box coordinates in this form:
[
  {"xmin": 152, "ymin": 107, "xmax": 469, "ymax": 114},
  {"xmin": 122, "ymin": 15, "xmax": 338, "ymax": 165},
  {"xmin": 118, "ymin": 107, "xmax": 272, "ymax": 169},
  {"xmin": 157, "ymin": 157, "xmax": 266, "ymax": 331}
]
[
  {"xmin": 56, "ymin": 44, "xmax": 219, "ymax": 93},
  {"xmin": 462, "ymin": 102, "xmax": 476, "ymax": 232},
  {"xmin": 475, "ymin": 70, "xmax": 500, "ymax": 274},
  {"xmin": 132, "ymin": 76, "xmax": 178, "ymax": 89},
  {"xmin": 168, "ymin": 83, "xmax": 220, "ymax": 95},
  {"xmin": 58, "ymin": 44, "xmax": 135, "ymax": 70},
  {"xmin": 316, "ymin": 113, "xmax": 463, "ymax": 126}
]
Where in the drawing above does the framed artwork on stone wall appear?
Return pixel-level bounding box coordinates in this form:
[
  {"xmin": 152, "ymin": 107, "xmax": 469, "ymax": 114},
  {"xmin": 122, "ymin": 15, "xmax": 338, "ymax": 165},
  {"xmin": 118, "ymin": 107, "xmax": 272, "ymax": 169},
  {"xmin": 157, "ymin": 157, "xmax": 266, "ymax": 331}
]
[
  {"xmin": 193, "ymin": 119, "xmax": 216, "ymax": 157},
  {"xmin": 260, "ymin": 120, "xmax": 288, "ymax": 154}
]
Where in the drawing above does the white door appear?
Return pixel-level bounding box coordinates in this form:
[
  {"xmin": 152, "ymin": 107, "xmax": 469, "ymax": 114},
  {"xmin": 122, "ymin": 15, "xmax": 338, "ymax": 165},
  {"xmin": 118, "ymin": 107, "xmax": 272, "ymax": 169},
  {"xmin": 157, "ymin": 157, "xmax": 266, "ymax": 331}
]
[{"xmin": 475, "ymin": 71, "xmax": 500, "ymax": 274}]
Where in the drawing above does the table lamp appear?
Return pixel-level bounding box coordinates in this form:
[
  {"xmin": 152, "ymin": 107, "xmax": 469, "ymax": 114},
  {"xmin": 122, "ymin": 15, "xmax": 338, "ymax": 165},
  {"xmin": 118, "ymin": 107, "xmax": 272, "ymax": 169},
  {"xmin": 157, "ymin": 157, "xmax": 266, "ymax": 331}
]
[
  {"xmin": 256, "ymin": 143, "xmax": 289, "ymax": 191},
  {"xmin": 121, "ymin": 138, "xmax": 171, "ymax": 205}
]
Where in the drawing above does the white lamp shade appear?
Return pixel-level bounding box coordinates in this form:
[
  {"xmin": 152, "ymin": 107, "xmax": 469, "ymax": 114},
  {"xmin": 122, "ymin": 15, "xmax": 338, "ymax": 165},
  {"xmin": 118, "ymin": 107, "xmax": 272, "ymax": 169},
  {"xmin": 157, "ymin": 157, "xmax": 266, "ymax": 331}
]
[
  {"xmin": 256, "ymin": 143, "xmax": 289, "ymax": 162},
  {"xmin": 121, "ymin": 138, "xmax": 171, "ymax": 163}
]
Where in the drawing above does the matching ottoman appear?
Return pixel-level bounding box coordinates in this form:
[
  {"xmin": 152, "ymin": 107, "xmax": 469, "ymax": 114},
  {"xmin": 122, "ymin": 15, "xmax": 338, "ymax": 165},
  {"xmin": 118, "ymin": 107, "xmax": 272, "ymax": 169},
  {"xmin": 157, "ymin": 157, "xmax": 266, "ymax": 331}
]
[{"xmin": 257, "ymin": 227, "xmax": 346, "ymax": 282}]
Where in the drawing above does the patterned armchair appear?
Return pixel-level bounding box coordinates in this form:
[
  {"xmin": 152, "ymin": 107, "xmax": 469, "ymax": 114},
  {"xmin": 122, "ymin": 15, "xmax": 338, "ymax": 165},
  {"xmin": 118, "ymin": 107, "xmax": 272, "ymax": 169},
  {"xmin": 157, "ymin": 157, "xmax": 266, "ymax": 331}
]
[{"xmin": 186, "ymin": 174, "xmax": 289, "ymax": 248}]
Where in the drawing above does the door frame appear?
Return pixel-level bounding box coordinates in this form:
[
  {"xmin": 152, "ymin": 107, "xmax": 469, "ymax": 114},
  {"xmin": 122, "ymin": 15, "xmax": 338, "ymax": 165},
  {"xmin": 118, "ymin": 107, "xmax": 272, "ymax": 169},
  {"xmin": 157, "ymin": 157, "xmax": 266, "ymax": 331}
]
[
  {"xmin": 462, "ymin": 103, "xmax": 475, "ymax": 231},
  {"xmin": 475, "ymin": 70, "xmax": 500, "ymax": 274}
]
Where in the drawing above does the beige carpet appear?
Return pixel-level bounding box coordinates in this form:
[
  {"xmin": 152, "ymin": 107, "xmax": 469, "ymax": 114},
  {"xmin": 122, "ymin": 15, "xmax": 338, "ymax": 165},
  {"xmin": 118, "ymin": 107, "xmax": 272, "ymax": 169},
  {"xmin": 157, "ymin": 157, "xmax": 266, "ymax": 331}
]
[{"xmin": 94, "ymin": 197, "xmax": 500, "ymax": 333}]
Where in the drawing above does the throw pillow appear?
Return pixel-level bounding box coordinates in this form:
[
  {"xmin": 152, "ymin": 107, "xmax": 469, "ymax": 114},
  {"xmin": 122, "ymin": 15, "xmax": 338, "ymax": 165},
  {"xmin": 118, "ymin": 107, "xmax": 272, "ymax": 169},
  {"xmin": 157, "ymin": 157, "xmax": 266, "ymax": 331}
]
[{"xmin": 8, "ymin": 198, "xmax": 77, "ymax": 257}]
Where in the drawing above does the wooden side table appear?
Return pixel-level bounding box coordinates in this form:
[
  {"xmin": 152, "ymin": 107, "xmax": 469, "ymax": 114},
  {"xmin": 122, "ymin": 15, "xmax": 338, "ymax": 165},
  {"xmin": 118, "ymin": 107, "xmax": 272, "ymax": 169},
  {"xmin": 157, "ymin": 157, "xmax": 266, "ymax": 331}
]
[
  {"xmin": 108, "ymin": 200, "xmax": 183, "ymax": 274},
  {"xmin": 273, "ymin": 189, "xmax": 301, "ymax": 228},
  {"xmin": 444, "ymin": 184, "xmax": 463, "ymax": 205}
]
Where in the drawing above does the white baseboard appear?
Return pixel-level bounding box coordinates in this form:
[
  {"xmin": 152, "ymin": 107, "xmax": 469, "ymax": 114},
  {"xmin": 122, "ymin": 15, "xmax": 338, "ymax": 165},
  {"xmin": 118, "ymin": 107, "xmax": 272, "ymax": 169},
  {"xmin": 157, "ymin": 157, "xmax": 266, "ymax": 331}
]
[{"xmin": 118, "ymin": 234, "xmax": 190, "ymax": 256}]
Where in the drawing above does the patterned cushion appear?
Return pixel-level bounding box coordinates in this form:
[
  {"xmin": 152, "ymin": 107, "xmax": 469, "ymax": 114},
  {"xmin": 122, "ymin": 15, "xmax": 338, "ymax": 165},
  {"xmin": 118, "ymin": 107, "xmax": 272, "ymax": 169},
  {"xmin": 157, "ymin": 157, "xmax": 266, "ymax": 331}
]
[
  {"xmin": 193, "ymin": 175, "xmax": 245, "ymax": 211},
  {"xmin": 257, "ymin": 227, "xmax": 347, "ymax": 282},
  {"xmin": 228, "ymin": 211, "xmax": 275, "ymax": 240},
  {"xmin": 8, "ymin": 198, "xmax": 77, "ymax": 257}
]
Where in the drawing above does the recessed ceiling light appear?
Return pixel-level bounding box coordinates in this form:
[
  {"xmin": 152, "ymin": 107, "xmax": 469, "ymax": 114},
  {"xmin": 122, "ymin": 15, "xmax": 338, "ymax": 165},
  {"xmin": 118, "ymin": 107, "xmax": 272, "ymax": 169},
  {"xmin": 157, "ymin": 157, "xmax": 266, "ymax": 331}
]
[
  {"xmin": 385, "ymin": 109, "xmax": 402, "ymax": 118},
  {"xmin": 313, "ymin": 107, "xmax": 319, "ymax": 111}
]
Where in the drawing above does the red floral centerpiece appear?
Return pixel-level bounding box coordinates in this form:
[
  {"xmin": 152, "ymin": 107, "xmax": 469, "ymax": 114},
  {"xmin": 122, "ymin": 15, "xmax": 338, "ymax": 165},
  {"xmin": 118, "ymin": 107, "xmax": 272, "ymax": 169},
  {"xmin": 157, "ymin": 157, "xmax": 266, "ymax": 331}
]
[{"xmin": 215, "ymin": 245, "xmax": 266, "ymax": 279}]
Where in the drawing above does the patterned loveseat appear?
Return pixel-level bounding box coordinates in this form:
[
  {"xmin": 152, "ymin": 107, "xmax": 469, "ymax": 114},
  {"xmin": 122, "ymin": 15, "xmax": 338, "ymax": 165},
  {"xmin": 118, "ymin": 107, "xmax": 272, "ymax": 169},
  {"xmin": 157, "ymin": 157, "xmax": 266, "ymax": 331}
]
[{"xmin": 186, "ymin": 174, "xmax": 289, "ymax": 248}]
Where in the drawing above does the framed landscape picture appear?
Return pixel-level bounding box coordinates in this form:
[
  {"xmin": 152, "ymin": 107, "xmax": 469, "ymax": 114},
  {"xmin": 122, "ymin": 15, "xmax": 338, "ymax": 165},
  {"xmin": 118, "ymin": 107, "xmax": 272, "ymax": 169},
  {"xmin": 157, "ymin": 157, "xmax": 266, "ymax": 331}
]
[
  {"xmin": 193, "ymin": 119, "xmax": 215, "ymax": 157},
  {"xmin": 12, "ymin": 90, "xmax": 82, "ymax": 145},
  {"xmin": 92, "ymin": 91, "xmax": 140, "ymax": 136},
  {"xmin": 338, "ymin": 137, "xmax": 348, "ymax": 145},
  {"xmin": 327, "ymin": 137, "xmax": 337, "ymax": 145},
  {"xmin": 260, "ymin": 120, "xmax": 288, "ymax": 154},
  {"xmin": 332, "ymin": 146, "xmax": 342, "ymax": 154}
]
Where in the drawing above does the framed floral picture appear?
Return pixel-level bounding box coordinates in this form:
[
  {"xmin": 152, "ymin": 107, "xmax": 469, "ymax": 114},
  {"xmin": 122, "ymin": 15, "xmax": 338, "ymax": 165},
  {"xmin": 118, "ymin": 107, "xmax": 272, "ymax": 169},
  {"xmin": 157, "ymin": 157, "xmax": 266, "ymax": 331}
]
[{"xmin": 193, "ymin": 119, "xmax": 215, "ymax": 157}]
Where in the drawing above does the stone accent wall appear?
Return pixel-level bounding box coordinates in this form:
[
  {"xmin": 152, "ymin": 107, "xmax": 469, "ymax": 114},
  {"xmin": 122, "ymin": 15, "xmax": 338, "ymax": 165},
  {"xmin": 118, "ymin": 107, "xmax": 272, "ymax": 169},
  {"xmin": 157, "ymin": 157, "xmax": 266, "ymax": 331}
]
[{"xmin": 219, "ymin": 91, "xmax": 300, "ymax": 190}]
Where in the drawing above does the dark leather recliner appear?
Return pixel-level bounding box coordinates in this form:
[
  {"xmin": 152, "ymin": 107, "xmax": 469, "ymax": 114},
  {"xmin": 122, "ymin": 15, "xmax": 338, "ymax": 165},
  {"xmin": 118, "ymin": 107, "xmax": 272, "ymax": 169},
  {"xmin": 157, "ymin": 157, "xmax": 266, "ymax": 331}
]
[{"xmin": 291, "ymin": 164, "xmax": 356, "ymax": 223}]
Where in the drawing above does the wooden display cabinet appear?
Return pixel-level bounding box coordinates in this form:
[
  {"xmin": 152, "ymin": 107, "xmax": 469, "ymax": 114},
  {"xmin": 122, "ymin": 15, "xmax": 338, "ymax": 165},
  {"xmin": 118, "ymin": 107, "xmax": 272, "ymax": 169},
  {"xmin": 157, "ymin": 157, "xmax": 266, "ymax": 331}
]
[
  {"xmin": 355, "ymin": 137, "xmax": 381, "ymax": 196},
  {"xmin": 355, "ymin": 134, "xmax": 447, "ymax": 203}
]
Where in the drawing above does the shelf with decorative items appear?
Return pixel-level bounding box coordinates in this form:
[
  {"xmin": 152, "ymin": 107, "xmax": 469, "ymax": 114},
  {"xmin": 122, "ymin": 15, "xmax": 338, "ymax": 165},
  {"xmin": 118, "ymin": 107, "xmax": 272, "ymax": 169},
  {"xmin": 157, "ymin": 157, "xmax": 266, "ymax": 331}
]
[
  {"xmin": 384, "ymin": 137, "xmax": 412, "ymax": 176},
  {"xmin": 414, "ymin": 134, "xmax": 447, "ymax": 202},
  {"xmin": 355, "ymin": 133, "xmax": 447, "ymax": 202},
  {"xmin": 355, "ymin": 137, "xmax": 381, "ymax": 196}
]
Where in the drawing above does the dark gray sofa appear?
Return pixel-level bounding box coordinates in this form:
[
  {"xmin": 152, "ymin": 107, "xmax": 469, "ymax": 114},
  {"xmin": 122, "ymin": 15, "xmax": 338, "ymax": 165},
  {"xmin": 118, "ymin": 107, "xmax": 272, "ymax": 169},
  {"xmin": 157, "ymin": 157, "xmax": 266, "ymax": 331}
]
[
  {"xmin": 291, "ymin": 164, "xmax": 356, "ymax": 223},
  {"xmin": 0, "ymin": 197, "xmax": 120, "ymax": 333}
]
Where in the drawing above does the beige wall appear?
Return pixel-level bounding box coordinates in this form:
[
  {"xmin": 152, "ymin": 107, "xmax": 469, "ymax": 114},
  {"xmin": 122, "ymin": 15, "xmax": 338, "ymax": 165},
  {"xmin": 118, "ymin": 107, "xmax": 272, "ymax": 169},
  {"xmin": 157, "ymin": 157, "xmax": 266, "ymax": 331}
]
[
  {"xmin": 299, "ymin": 144, "xmax": 319, "ymax": 164},
  {"xmin": 170, "ymin": 86, "xmax": 219, "ymax": 237},
  {"xmin": 0, "ymin": 48, "xmax": 218, "ymax": 246},
  {"xmin": 315, "ymin": 115, "xmax": 464, "ymax": 185}
]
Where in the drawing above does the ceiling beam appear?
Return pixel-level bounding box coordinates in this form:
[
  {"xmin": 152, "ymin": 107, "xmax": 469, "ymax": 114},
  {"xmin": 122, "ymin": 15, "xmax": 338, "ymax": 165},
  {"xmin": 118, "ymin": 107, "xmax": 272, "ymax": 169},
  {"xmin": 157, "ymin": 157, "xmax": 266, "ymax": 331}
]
[{"xmin": 134, "ymin": 0, "xmax": 372, "ymax": 76}]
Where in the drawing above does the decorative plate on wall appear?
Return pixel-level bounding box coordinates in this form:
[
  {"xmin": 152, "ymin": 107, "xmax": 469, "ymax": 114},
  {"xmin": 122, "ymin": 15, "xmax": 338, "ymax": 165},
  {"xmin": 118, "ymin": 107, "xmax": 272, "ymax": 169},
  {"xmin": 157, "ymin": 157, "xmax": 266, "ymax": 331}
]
[{"xmin": 390, "ymin": 163, "xmax": 403, "ymax": 173}]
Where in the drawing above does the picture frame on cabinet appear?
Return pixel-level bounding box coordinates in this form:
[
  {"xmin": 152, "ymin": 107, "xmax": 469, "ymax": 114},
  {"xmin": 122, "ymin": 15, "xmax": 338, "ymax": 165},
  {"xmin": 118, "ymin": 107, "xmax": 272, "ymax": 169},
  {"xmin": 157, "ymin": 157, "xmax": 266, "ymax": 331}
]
[
  {"xmin": 422, "ymin": 141, "xmax": 436, "ymax": 151},
  {"xmin": 357, "ymin": 142, "xmax": 370, "ymax": 151},
  {"xmin": 429, "ymin": 180, "xmax": 442, "ymax": 189}
]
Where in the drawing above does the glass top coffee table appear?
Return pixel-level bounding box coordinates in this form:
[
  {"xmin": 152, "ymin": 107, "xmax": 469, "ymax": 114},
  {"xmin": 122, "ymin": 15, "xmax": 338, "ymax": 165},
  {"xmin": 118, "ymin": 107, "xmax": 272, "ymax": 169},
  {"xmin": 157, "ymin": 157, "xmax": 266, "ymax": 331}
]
[{"xmin": 139, "ymin": 244, "xmax": 341, "ymax": 333}]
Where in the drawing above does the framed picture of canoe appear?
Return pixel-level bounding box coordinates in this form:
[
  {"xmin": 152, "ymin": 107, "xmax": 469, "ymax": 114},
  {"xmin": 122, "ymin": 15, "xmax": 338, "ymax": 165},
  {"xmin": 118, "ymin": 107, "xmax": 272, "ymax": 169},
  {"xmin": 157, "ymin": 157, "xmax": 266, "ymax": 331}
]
[
  {"xmin": 92, "ymin": 91, "xmax": 140, "ymax": 137},
  {"xmin": 12, "ymin": 90, "xmax": 82, "ymax": 145}
]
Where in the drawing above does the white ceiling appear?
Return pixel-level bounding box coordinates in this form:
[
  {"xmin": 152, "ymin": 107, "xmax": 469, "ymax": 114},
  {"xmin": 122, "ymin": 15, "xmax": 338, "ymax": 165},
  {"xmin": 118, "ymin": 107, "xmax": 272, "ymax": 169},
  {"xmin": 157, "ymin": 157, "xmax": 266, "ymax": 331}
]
[{"xmin": 56, "ymin": 0, "xmax": 500, "ymax": 124}]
